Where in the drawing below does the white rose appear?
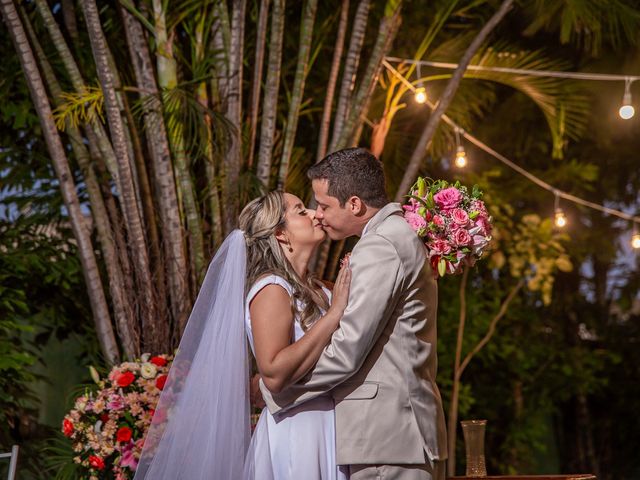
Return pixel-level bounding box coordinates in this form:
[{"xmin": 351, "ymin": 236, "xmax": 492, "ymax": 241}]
[{"xmin": 140, "ymin": 362, "xmax": 158, "ymax": 379}]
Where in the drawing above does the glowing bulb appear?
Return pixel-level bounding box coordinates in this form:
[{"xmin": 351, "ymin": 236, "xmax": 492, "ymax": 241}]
[
  {"xmin": 619, "ymin": 80, "xmax": 635, "ymax": 119},
  {"xmin": 414, "ymin": 87, "xmax": 427, "ymax": 104},
  {"xmin": 454, "ymin": 145, "xmax": 467, "ymax": 168},
  {"xmin": 619, "ymin": 104, "xmax": 635, "ymax": 119},
  {"xmin": 554, "ymin": 208, "xmax": 567, "ymax": 228},
  {"xmin": 632, "ymin": 233, "xmax": 640, "ymax": 249}
]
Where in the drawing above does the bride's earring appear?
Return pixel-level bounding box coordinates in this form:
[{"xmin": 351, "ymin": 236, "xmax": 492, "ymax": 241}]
[{"xmin": 287, "ymin": 241, "xmax": 293, "ymax": 253}]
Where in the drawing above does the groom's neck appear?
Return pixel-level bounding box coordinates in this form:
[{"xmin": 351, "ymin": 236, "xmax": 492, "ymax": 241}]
[{"xmin": 354, "ymin": 206, "xmax": 381, "ymax": 237}]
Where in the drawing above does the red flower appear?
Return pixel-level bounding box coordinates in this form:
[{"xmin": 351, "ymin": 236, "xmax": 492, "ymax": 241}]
[
  {"xmin": 115, "ymin": 371, "xmax": 136, "ymax": 387},
  {"xmin": 150, "ymin": 356, "xmax": 167, "ymax": 367},
  {"xmin": 89, "ymin": 455, "xmax": 105, "ymax": 470},
  {"xmin": 62, "ymin": 418, "xmax": 74, "ymax": 437},
  {"xmin": 116, "ymin": 426, "xmax": 133, "ymax": 443},
  {"xmin": 430, "ymin": 255, "xmax": 440, "ymax": 272},
  {"xmin": 100, "ymin": 413, "xmax": 110, "ymax": 423},
  {"xmin": 155, "ymin": 374, "xmax": 168, "ymax": 390}
]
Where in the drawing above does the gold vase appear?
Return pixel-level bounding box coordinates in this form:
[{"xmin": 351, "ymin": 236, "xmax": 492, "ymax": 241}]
[{"xmin": 461, "ymin": 419, "xmax": 487, "ymax": 477}]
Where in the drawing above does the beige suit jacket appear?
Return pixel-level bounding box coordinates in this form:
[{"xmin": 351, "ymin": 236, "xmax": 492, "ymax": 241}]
[{"xmin": 261, "ymin": 203, "xmax": 448, "ymax": 465}]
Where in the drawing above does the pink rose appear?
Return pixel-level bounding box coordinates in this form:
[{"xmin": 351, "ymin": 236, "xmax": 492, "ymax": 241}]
[
  {"xmin": 453, "ymin": 228, "xmax": 472, "ymax": 246},
  {"xmin": 404, "ymin": 211, "xmax": 427, "ymax": 231},
  {"xmin": 429, "ymin": 239, "xmax": 452, "ymax": 256},
  {"xmin": 451, "ymin": 208, "xmax": 469, "ymax": 226},
  {"xmin": 107, "ymin": 394, "xmax": 125, "ymax": 411},
  {"xmin": 433, "ymin": 187, "xmax": 462, "ymax": 210},
  {"xmin": 471, "ymin": 199, "xmax": 488, "ymax": 216}
]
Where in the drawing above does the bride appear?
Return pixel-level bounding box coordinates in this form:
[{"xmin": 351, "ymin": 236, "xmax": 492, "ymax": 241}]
[{"xmin": 133, "ymin": 190, "xmax": 351, "ymax": 480}]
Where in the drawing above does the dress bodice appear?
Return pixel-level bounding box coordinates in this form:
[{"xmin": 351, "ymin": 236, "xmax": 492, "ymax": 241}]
[{"xmin": 245, "ymin": 275, "xmax": 330, "ymax": 355}]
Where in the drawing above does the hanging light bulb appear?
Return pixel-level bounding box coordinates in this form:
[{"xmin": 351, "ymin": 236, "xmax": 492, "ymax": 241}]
[
  {"xmin": 414, "ymin": 86, "xmax": 427, "ymax": 104},
  {"xmin": 455, "ymin": 145, "xmax": 467, "ymax": 168},
  {"xmin": 619, "ymin": 78, "xmax": 635, "ymax": 120},
  {"xmin": 453, "ymin": 127, "xmax": 467, "ymax": 168},
  {"xmin": 414, "ymin": 63, "xmax": 427, "ymax": 104},
  {"xmin": 632, "ymin": 224, "xmax": 640, "ymax": 249},
  {"xmin": 555, "ymin": 208, "xmax": 567, "ymax": 228},
  {"xmin": 554, "ymin": 191, "xmax": 567, "ymax": 228}
]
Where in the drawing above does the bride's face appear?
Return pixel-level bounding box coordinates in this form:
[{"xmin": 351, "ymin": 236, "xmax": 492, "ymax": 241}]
[{"xmin": 280, "ymin": 193, "xmax": 326, "ymax": 250}]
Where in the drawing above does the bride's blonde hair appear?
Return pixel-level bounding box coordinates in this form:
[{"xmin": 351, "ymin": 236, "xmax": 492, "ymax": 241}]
[{"xmin": 239, "ymin": 191, "xmax": 329, "ymax": 331}]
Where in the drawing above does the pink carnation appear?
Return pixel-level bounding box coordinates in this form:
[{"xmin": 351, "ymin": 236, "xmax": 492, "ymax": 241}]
[
  {"xmin": 404, "ymin": 211, "xmax": 427, "ymax": 231},
  {"xmin": 433, "ymin": 187, "xmax": 462, "ymax": 210}
]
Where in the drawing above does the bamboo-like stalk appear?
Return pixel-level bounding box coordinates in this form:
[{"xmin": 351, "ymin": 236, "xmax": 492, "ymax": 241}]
[
  {"xmin": 81, "ymin": 0, "xmax": 163, "ymax": 353},
  {"xmin": 329, "ymin": 0, "xmax": 370, "ymax": 153},
  {"xmin": 152, "ymin": 0, "xmax": 207, "ymax": 285},
  {"xmin": 222, "ymin": 0, "xmax": 247, "ymax": 234},
  {"xmin": 335, "ymin": 0, "xmax": 403, "ymax": 150},
  {"xmin": 247, "ymin": 0, "xmax": 270, "ymax": 166},
  {"xmin": 194, "ymin": 10, "xmax": 224, "ymax": 250},
  {"xmin": 121, "ymin": 3, "xmax": 191, "ymax": 336},
  {"xmin": 1, "ymin": 0, "xmax": 120, "ymax": 364},
  {"xmin": 395, "ymin": 0, "xmax": 515, "ymax": 201},
  {"xmin": 277, "ymin": 0, "xmax": 318, "ymax": 187},
  {"xmin": 316, "ymin": 0, "xmax": 349, "ymax": 161},
  {"xmin": 255, "ymin": 0, "xmax": 285, "ymax": 188},
  {"xmin": 24, "ymin": 7, "xmax": 140, "ymax": 359},
  {"xmin": 34, "ymin": 0, "xmax": 120, "ymax": 188}
]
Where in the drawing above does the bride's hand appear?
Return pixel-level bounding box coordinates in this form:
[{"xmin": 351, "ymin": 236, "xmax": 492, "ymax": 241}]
[{"xmin": 329, "ymin": 257, "xmax": 351, "ymax": 315}]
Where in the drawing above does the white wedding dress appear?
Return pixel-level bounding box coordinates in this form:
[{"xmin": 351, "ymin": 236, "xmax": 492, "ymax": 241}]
[{"xmin": 244, "ymin": 275, "xmax": 348, "ymax": 480}]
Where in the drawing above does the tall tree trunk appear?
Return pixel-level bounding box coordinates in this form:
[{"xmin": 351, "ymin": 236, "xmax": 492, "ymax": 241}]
[
  {"xmin": 24, "ymin": 7, "xmax": 139, "ymax": 359},
  {"xmin": 247, "ymin": 0, "xmax": 270, "ymax": 166},
  {"xmin": 317, "ymin": 0, "xmax": 349, "ymax": 161},
  {"xmin": 256, "ymin": 0, "xmax": 285, "ymax": 188},
  {"xmin": 152, "ymin": 0, "xmax": 206, "ymax": 285},
  {"xmin": 222, "ymin": 0, "xmax": 247, "ymax": 234},
  {"xmin": 277, "ymin": 0, "xmax": 318, "ymax": 187},
  {"xmin": 121, "ymin": 3, "xmax": 191, "ymax": 336},
  {"xmin": 395, "ymin": 0, "xmax": 514, "ymax": 201},
  {"xmin": 61, "ymin": 0, "xmax": 78, "ymax": 41},
  {"xmin": 329, "ymin": 0, "xmax": 370, "ymax": 153},
  {"xmin": 335, "ymin": 0, "xmax": 402, "ymax": 150},
  {"xmin": 81, "ymin": 0, "xmax": 164, "ymax": 353},
  {"xmin": 1, "ymin": 0, "xmax": 120, "ymax": 364}
]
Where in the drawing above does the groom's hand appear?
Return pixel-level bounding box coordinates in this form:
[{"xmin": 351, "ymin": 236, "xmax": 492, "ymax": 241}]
[{"xmin": 250, "ymin": 373, "xmax": 266, "ymax": 409}]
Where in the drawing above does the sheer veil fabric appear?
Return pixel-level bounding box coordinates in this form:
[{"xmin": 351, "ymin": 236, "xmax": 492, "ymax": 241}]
[{"xmin": 134, "ymin": 230, "xmax": 271, "ymax": 479}]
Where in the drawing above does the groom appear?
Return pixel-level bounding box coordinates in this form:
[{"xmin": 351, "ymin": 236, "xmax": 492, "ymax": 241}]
[{"xmin": 261, "ymin": 148, "xmax": 447, "ymax": 479}]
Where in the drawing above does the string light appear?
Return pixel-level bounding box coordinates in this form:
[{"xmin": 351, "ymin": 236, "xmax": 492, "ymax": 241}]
[
  {"xmin": 454, "ymin": 127, "xmax": 467, "ymax": 168},
  {"xmin": 414, "ymin": 63, "xmax": 427, "ymax": 104},
  {"xmin": 632, "ymin": 224, "xmax": 640, "ymax": 250},
  {"xmin": 554, "ymin": 192, "xmax": 567, "ymax": 228},
  {"xmin": 619, "ymin": 78, "xmax": 635, "ymax": 120},
  {"xmin": 379, "ymin": 60, "xmax": 640, "ymax": 241}
]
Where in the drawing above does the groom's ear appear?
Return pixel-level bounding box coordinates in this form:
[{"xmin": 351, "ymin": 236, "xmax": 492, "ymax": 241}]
[{"xmin": 346, "ymin": 196, "xmax": 365, "ymax": 216}]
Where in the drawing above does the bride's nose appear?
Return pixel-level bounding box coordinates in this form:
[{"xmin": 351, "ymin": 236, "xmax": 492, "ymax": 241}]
[{"xmin": 309, "ymin": 208, "xmax": 317, "ymax": 218}]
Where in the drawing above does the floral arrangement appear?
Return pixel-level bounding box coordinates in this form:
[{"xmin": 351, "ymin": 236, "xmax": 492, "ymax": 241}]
[
  {"xmin": 403, "ymin": 177, "xmax": 492, "ymax": 277},
  {"xmin": 62, "ymin": 353, "xmax": 173, "ymax": 480}
]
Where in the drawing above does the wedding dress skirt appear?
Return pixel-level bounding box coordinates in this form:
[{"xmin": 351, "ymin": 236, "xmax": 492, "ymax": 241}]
[{"xmin": 244, "ymin": 275, "xmax": 347, "ymax": 480}]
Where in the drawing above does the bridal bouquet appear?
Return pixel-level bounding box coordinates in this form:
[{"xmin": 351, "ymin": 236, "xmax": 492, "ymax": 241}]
[
  {"xmin": 403, "ymin": 177, "xmax": 492, "ymax": 277},
  {"xmin": 62, "ymin": 353, "xmax": 173, "ymax": 480}
]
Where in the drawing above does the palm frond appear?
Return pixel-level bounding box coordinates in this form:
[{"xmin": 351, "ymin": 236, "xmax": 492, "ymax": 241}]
[
  {"xmin": 52, "ymin": 86, "xmax": 104, "ymax": 131},
  {"xmin": 523, "ymin": 0, "xmax": 640, "ymax": 55}
]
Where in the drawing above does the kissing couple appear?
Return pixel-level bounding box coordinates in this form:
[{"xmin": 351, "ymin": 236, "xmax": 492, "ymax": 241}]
[{"xmin": 134, "ymin": 148, "xmax": 447, "ymax": 480}]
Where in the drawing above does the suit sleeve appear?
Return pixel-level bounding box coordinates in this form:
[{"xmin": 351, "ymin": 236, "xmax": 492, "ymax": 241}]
[{"xmin": 261, "ymin": 233, "xmax": 403, "ymax": 414}]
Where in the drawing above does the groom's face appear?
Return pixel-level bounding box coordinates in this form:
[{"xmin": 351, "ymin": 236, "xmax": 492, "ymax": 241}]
[{"xmin": 312, "ymin": 179, "xmax": 359, "ymax": 240}]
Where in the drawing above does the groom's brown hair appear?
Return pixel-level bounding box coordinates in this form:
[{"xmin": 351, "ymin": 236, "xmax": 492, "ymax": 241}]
[{"xmin": 308, "ymin": 148, "xmax": 388, "ymax": 208}]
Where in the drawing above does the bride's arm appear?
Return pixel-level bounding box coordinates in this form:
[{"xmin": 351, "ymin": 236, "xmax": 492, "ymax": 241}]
[{"xmin": 250, "ymin": 266, "xmax": 350, "ymax": 394}]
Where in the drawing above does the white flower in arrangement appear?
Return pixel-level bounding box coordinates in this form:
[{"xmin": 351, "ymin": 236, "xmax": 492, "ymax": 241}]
[
  {"xmin": 140, "ymin": 362, "xmax": 158, "ymax": 379},
  {"xmin": 89, "ymin": 366, "xmax": 101, "ymax": 384},
  {"xmin": 140, "ymin": 353, "xmax": 151, "ymax": 363},
  {"xmin": 94, "ymin": 420, "xmax": 103, "ymax": 434},
  {"xmin": 75, "ymin": 397, "xmax": 87, "ymax": 412}
]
